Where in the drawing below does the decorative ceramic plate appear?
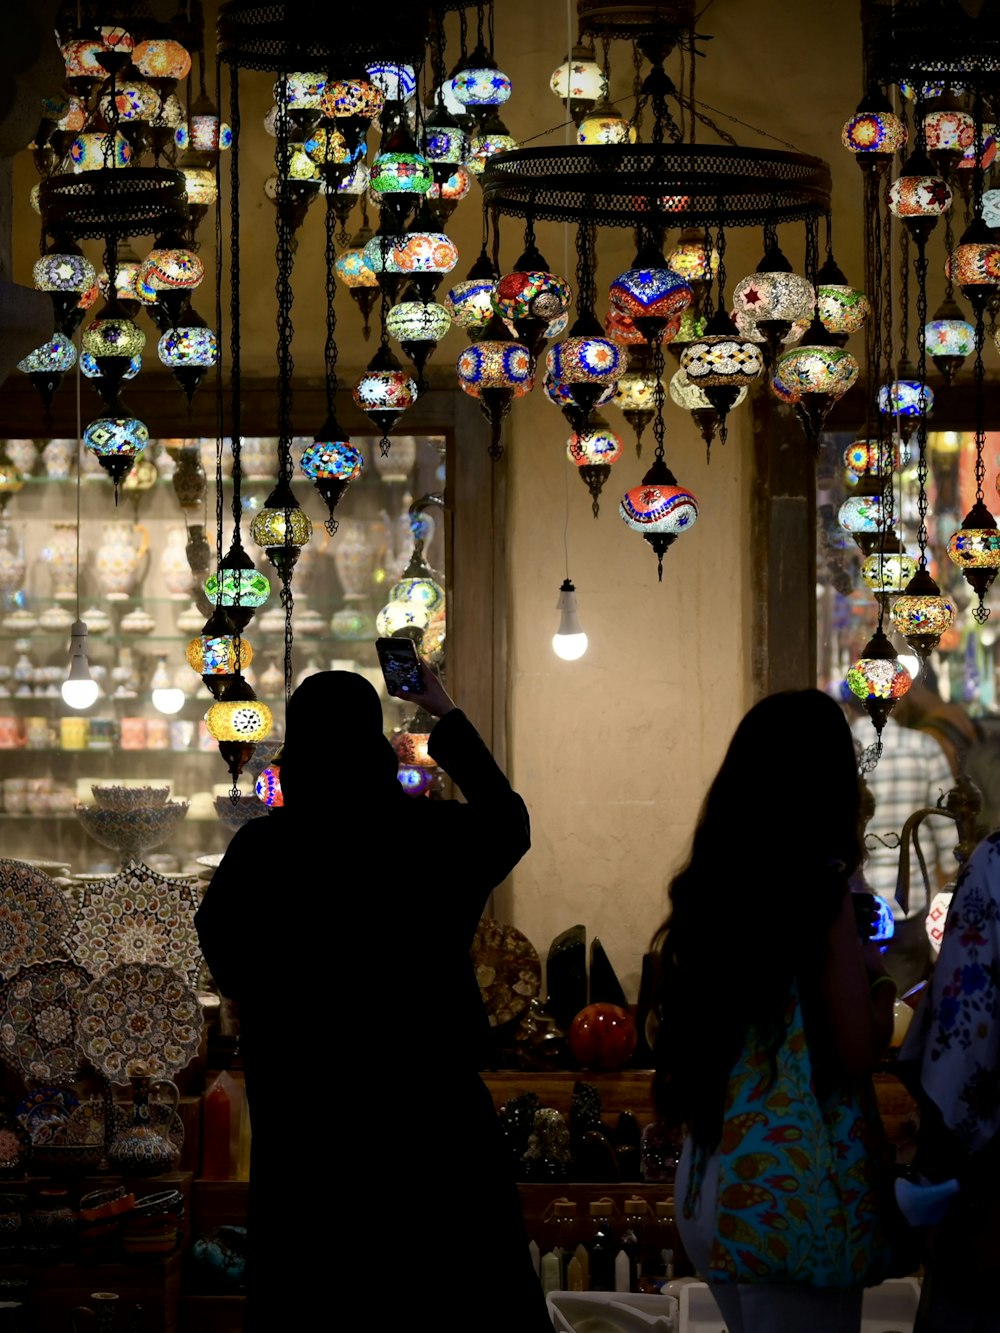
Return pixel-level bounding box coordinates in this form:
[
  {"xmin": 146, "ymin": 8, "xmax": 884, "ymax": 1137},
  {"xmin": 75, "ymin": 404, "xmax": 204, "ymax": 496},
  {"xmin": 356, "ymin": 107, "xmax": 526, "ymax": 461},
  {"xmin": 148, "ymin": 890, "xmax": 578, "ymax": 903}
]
[
  {"xmin": 0, "ymin": 960, "xmax": 93, "ymax": 1084},
  {"xmin": 195, "ymin": 854, "xmax": 224, "ymax": 870},
  {"xmin": 471, "ymin": 919, "xmax": 542, "ymax": 1029},
  {"xmin": 78, "ymin": 962, "xmax": 204, "ymax": 1084},
  {"xmin": 21, "ymin": 860, "xmax": 72, "ymax": 878},
  {"xmin": 0, "ymin": 860, "xmax": 71, "ymax": 981},
  {"xmin": 15, "ymin": 1087, "xmax": 80, "ymax": 1143},
  {"xmin": 68, "ymin": 864, "xmax": 202, "ymax": 987}
]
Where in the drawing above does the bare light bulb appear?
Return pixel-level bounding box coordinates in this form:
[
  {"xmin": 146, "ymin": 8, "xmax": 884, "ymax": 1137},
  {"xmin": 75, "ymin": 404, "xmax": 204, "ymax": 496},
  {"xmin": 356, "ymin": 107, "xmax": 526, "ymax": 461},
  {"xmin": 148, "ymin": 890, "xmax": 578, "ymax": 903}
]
[
  {"xmin": 150, "ymin": 657, "xmax": 185, "ymax": 714},
  {"xmin": 61, "ymin": 620, "xmax": 99, "ymax": 709},
  {"xmin": 552, "ymin": 578, "xmax": 588, "ymax": 661}
]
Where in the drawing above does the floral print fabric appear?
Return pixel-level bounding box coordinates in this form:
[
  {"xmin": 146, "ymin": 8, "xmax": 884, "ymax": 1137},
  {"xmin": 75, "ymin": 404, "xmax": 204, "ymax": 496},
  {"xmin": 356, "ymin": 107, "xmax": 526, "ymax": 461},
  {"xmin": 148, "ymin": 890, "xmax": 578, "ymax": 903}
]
[
  {"xmin": 689, "ymin": 985, "xmax": 891, "ymax": 1288},
  {"xmin": 899, "ymin": 831, "xmax": 1000, "ymax": 1155}
]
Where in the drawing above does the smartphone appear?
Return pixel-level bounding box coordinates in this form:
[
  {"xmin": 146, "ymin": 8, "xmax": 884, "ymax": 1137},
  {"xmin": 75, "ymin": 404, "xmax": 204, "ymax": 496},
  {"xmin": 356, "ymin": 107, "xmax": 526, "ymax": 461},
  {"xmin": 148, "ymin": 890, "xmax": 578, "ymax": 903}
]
[
  {"xmin": 376, "ymin": 637, "xmax": 426, "ymax": 697},
  {"xmin": 851, "ymin": 890, "xmax": 893, "ymax": 946}
]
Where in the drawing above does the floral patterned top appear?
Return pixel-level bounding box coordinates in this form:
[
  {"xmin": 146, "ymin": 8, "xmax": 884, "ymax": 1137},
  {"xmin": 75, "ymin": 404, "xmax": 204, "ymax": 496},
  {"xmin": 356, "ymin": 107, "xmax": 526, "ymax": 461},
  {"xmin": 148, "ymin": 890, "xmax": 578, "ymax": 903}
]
[
  {"xmin": 899, "ymin": 831, "xmax": 1000, "ymax": 1155},
  {"xmin": 687, "ymin": 984, "xmax": 892, "ymax": 1288}
]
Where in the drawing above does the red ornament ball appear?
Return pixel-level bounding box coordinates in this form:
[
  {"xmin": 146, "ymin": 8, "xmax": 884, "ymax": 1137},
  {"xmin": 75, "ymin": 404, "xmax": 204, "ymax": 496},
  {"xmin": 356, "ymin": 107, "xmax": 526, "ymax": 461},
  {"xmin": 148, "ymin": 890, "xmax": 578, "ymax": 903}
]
[{"xmin": 567, "ymin": 1002, "xmax": 638, "ymax": 1072}]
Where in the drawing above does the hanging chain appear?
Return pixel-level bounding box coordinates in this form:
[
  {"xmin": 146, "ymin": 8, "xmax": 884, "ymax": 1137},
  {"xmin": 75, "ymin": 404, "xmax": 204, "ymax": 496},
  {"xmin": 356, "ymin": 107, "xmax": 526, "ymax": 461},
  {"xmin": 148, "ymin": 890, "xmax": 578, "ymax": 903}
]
[
  {"xmin": 652, "ymin": 334, "xmax": 666, "ymax": 463},
  {"xmin": 632, "ymin": 41, "xmax": 645, "ymax": 138},
  {"xmin": 715, "ymin": 225, "xmax": 726, "ymax": 314},
  {"xmin": 229, "ymin": 67, "xmax": 243, "ymax": 538},
  {"xmin": 899, "ymin": 226, "xmax": 910, "ymax": 359},
  {"xmin": 324, "ymin": 184, "xmax": 338, "ymax": 421},
  {"xmin": 702, "ymin": 228, "xmax": 715, "ymax": 321},
  {"xmin": 805, "ymin": 214, "xmax": 819, "ymax": 316},
  {"xmin": 944, "ymin": 208, "xmax": 955, "ymax": 300},
  {"xmin": 214, "ymin": 53, "xmax": 226, "ymax": 576},
  {"xmin": 575, "ymin": 218, "xmax": 596, "ymax": 317},
  {"xmin": 274, "ymin": 73, "xmax": 295, "ymax": 485}
]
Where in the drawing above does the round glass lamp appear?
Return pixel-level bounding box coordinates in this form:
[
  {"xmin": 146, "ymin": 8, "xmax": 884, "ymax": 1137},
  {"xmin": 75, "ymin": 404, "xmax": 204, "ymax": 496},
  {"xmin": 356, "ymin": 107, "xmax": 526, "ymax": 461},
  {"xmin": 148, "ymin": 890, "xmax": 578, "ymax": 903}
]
[
  {"xmin": 33, "ymin": 248, "xmax": 96, "ymax": 295},
  {"xmin": 951, "ymin": 218, "xmax": 1000, "ymax": 316},
  {"xmin": 444, "ymin": 278, "xmax": 497, "ymax": 335},
  {"xmin": 206, "ymin": 693, "xmax": 273, "ymax": 744},
  {"xmin": 467, "ymin": 115, "xmax": 519, "ymax": 174},
  {"xmin": 861, "ymin": 547, "xmax": 918, "ymax": 599},
  {"xmin": 68, "ymin": 132, "xmax": 131, "ymax": 171},
  {"xmin": 732, "ymin": 250, "xmax": 814, "ymax": 342},
  {"xmin": 577, "ymin": 103, "xmax": 637, "ymax": 144},
  {"xmin": 841, "ymin": 92, "xmax": 906, "ymax": 171},
  {"xmin": 17, "ymin": 334, "xmax": 76, "ymax": 375},
  {"xmin": 132, "ymin": 37, "xmax": 191, "ymax": 81},
  {"xmin": 550, "ymin": 45, "xmax": 607, "ymax": 115},
  {"xmin": 375, "ymin": 600, "xmax": 431, "ymax": 638},
  {"xmin": 890, "ymin": 568, "xmax": 956, "ymax": 661},
  {"xmin": 255, "ymin": 764, "xmax": 284, "ymax": 808},
  {"xmin": 320, "ymin": 78, "xmax": 384, "ymax": 123},
  {"xmin": 846, "ymin": 628, "xmax": 912, "ymax": 737},
  {"xmin": 925, "ymin": 297, "xmax": 975, "ymax": 383},
  {"xmin": 620, "ymin": 456, "xmax": 698, "ymax": 580},
  {"xmin": 183, "ymin": 167, "xmax": 218, "ymax": 208},
  {"xmin": 878, "ymin": 371, "xmax": 934, "ymax": 442},
  {"xmin": 567, "ymin": 425, "xmax": 623, "ymax": 466},
  {"xmin": 158, "ymin": 325, "xmax": 218, "ymax": 368},
  {"xmin": 364, "ymin": 62, "xmax": 417, "ymax": 102},
  {"xmin": 888, "ymin": 150, "xmax": 952, "ymax": 244},
  {"xmin": 452, "ymin": 49, "xmax": 512, "ymax": 107},
  {"xmin": 250, "ymin": 480, "xmax": 313, "ymax": 582},
  {"xmin": 371, "ymin": 149, "xmax": 433, "ymax": 195}
]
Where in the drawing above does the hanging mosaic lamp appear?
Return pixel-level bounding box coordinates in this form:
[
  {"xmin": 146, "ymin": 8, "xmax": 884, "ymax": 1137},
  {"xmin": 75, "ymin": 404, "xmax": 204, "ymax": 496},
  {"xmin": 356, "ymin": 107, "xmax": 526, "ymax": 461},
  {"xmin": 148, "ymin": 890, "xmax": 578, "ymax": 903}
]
[
  {"xmin": 846, "ymin": 627, "xmax": 912, "ymax": 740},
  {"xmin": 679, "ymin": 308, "xmax": 764, "ymax": 441},
  {"xmin": 775, "ymin": 315, "xmax": 859, "ymax": 439},
  {"xmin": 389, "ymin": 205, "xmax": 459, "ymax": 301},
  {"xmin": 620, "ymin": 455, "xmax": 698, "ymax": 581},
  {"xmin": 255, "ymin": 755, "xmax": 284, "ymax": 807},
  {"xmin": 335, "ymin": 222, "xmax": 379, "ymax": 340},
  {"xmin": 890, "ymin": 567, "xmax": 956, "ymax": 666},
  {"xmin": 81, "ymin": 300, "xmax": 147, "ymax": 408},
  {"xmin": 132, "ymin": 34, "xmax": 191, "ymax": 87},
  {"xmin": 83, "ymin": 407, "xmax": 149, "ymax": 493},
  {"xmin": 320, "ymin": 75, "xmax": 384, "ymax": 157},
  {"xmin": 567, "ymin": 416, "xmax": 624, "ymax": 518},
  {"xmin": 99, "ymin": 242, "xmax": 148, "ymax": 317},
  {"xmin": 386, "ymin": 300, "xmax": 452, "ymax": 380},
  {"xmin": 249, "ymin": 478, "xmax": 313, "ymax": 584},
  {"xmin": 577, "ymin": 101, "xmax": 637, "ymax": 145},
  {"xmin": 947, "ymin": 500, "xmax": 1000, "ymax": 623},
  {"xmin": 888, "ymin": 149, "xmax": 953, "ymax": 246},
  {"xmin": 922, "ymin": 94, "xmax": 975, "ymax": 178},
  {"xmin": 467, "ymin": 108, "xmax": 519, "ymax": 174},
  {"xmin": 425, "ymin": 166, "xmax": 473, "ymax": 228},
  {"xmin": 456, "ymin": 315, "xmax": 532, "ymax": 459},
  {"xmin": 925, "ymin": 296, "xmax": 976, "ymax": 384},
  {"xmin": 546, "ymin": 313, "xmax": 628, "ymax": 434},
  {"xmin": 957, "ymin": 122, "xmax": 997, "ymax": 175},
  {"xmin": 841, "ymin": 89, "xmax": 907, "ymax": 174},
  {"xmin": 299, "ymin": 414, "xmax": 364, "ymax": 534},
  {"xmin": 952, "ymin": 217, "xmax": 1000, "ymax": 318},
  {"xmin": 33, "ymin": 240, "xmax": 97, "ymax": 336},
  {"xmin": 364, "ymin": 61, "xmax": 416, "ymax": 103},
  {"xmin": 157, "ymin": 309, "xmax": 218, "ymax": 403},
  {"xmin": 451, "ymin": 43, "xmax": 512, "ymax": 119},
  {"xmin": 861, "ymin": 533, "xmax": 918, "ymax": 609},
  {"xmin": 353, "ymin": 345, "xmax": 419, "ymax": 455},
  {"xmin": 186, "ymin": 607, "xmax": 253, "ymax": 700},
  {"xmin": 175, "ymin": 90, "xmax": 232, "ymax": 160},
  {"xmin": 611, "ymin": 367, "xmax": 658, "ymax": 454},
  {"xmin": 550, "ymin": 41, "xmax": 607, "ymax": 122},
  {"xmin": 669, "ymin": 367, "xmax": 739, "ymax": 458},
  {"xmin": 138, "ymin": 229, "xmax": 205, "ymax": 326},
  {"xmin": 493, "ymin": 241, "xmax": 573, "ymax": 360},
  {"xmin": 815, "ymin": 254, "xmax": 869, "ymax": 347},
  {"xmin": 664, "ymin": 307, "xmax": 708, "ymax": 365},
  {"xmin": 732, "ymin": 244, "xmax": 814, "ymax": 365},
  {"xmin": 423, "ymin": 101, "xmax": 468, "ymax": 175},
  {"xmin": 370, "ymin": 119, "xmax": 432, "ymax": 229},
  {"xmin": 667, "ymin": 230, "xmax": 719, "ymax": 286},
  {"xmin": 205, "ymin": 539, "xmax": 271, "ymax": 632},
  {"xmin": 844, "ymin": 436, "xmax": 904, "ymax": 481},
  {"xmin": 543, "ymin": 369, "xmax": 616, "ymax": 431},
  {"xmin": 444, "ymin": 247, "xmax": 500, "ymax": 340},
  {"xmin": 608, "ymin": 240, "xmax": 692, "ymax": 345},
  {"xmin": 877, "ymin": 363, "xmax": 934, "ymax": 445},
  {"xmin": 838, "ymin": 473, "xmax": 892, "ymax": 556},
  {"xmin": 387, "ymin": 545, "xmax": 446, "ymax": 619},
  {"xmin": 16, "ymin": 333, "xmax": 77, "ymax": 412},
  {"xmin": 207, "ymin": 673, "xmax": 273, "ymax": 792}
]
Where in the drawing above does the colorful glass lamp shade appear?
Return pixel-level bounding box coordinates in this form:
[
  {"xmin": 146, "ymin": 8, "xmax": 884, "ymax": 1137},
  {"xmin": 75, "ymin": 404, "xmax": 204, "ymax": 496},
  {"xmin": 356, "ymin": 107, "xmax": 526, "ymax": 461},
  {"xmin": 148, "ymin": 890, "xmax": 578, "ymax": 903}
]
[
  {"xmin": 33, "ymin": 243, "xmax": 97, "ymax": 334},
  {"xmin": 494, "ymin": 243, "xmax": 573, "ymax": 358},
  {"xmin": 139, "ymin": 232, "xmax": 205, "ymax": 325},
  {"xmin": 775, "ymin": 318, "xmax": 859, "ymax": 439},
  {"xmin": 16, "ymin": 333, "xmax": 77, "ymax": 410},
  {"xmin": 846, "ymin": 627, "xmax": 912, "ymax": 739},
  {"xmin": 567, "ymin": 418, "xmax": 624, "ymax": 518},
  {"xmin": 608, "ymin": 243, "xmax": 692, "ymax": 345},
  {"xmin": 457, "ymin": 317, "xmax": 532, "ymax": 458},
  {"xmin": 890, "ymin": 567, "xmax": 956, "ymax": 664},
  {"xmin": 546, "ymin": 316, "xmax": 628, "ymax": 433},
  {"xmin": 841, "ymin": 91, "xmax": 907, "ymax": 173},
  {"xmin": 452, "ymin": 45, "xmax": 512, "ymax": 112},
  {"xmin": 620, "ymin": 456, "xmax": 698, "ymax": 581},
  {"xmin": 815, "ymin": 255, "xmax": 869, "ymax": 346},
  {"xmin": 861, "ymin": 538, "xmax": 918, "ymax": 607},
  {"xmin": 249, "ymin": 479, "xmax": 313, "ymax": 583},
  {"xmin": 679, "ymin": 309, "xmax": 764, "ymax": 438},
  {"xmin": 299, "ymin": 419, "xmax": 364, "ymax": 533},
  {"xmin": 187, "ymin": 607, "xmax": 253, "ymax": 699},
  {"xmin": 445, "ymin": 276, "xmax": 498, "ymax": 338},
  {"xmin": 732, "ymin": 245, "xmax": 814, "ymax": 362},
  {"xmin": 612, "ymin": 369, "xmax": 660, "ymax": 452},
  {"xmin": 550, "ymin": 42, "xmax": 607, "ymax": 120},
  {"xmin": 353, "ymin": 346, "xmax": 419, "ymax": 453},
  {"xmin": 205, "ymin": 540, "xmax": 271, "ymax": 631},
  {"xmin": 877, "ymin": 367, "xmax": 934, "ymax": 443},
  {"xmin": 467, "ymin": 109, "xmax": 518, "ymax": 174},
  {"xmin": 83, "ymin": 411, "xmax": 148, "ymax": 490},
  {"xmin": 888, "ymin": 150, "xmax": 953, "ymax": 246},
  {"xmin": 947, "ymin": 501, "xmax": 1000, "ymax": 623},
  {"xmin": 386, "ymin": 300, "xmax": 452, "ymax": 379},
  {"xmin": 925, "ymin": 297, "xmax": 975, "ymax": 384},
  {"xmin": 207, "ymin": 674, "xmax": 273, "ymax": 789},
  {"xmin": 255, "ymin": 761, "xmax": 284, "ymax": 807},
  {"xmin": 952, "ymin": 218, "xmax": 1000, "ymax": 317},
  {"xmin": 838, "ymin": 477, "xmax": 892, "ymax": 556}
]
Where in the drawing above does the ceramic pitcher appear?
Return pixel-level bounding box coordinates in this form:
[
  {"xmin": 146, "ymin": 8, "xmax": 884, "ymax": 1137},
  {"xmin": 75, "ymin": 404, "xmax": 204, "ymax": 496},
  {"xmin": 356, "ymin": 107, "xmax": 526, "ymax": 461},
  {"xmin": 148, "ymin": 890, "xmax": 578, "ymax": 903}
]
[
  {"xmin": 106, "ymin": 1073, "xmax": 180, "ymax": 1176},
  {"xmin": 95, "ymin": 521, "xmax": 150, "ymax": 600},
  {"xmin": 41, "ymin": 520, "xmax": 79, "ymax": 600},
  {"xmin": 333, "ymin": 519, "xmax": 379, "ymax": 602},
  {"xmin": 159, "ymin": 524, "xmax": 192, "ymax": 600},
  {"xmin": 0, "ymin": 524, "xmax": 26, "ymax": 601}
]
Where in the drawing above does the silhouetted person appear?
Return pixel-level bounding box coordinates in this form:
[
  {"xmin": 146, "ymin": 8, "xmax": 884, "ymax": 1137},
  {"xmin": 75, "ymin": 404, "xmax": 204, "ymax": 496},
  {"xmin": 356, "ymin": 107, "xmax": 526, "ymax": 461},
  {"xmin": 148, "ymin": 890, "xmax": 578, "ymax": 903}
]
[
  {"xmin": 648, "ymin": 690, "xmax": 896, "ymax": 1332},
  {"xmin": 195, "ymin": 667, "xmax": 550, "ymax": 1332}
]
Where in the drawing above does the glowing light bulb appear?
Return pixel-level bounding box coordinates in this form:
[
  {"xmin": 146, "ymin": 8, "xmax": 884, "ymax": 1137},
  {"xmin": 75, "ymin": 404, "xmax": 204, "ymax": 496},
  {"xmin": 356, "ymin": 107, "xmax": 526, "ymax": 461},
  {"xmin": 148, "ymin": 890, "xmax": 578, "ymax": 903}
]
[
  {"xmin": 552, "ymin": 579, "xmax": 588, "ymax": 661},
  {"xmin": 61, "ymin": 620, "xmax": 99, "ymax": 709}
]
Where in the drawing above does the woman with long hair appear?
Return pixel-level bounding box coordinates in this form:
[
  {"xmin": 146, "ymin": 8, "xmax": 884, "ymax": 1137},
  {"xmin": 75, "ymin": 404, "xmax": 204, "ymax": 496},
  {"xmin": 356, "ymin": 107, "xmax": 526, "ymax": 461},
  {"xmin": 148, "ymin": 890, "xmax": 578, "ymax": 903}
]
[{"xmin": 648, "ymin": 689, "xmax": 897, "ymax": 1332}]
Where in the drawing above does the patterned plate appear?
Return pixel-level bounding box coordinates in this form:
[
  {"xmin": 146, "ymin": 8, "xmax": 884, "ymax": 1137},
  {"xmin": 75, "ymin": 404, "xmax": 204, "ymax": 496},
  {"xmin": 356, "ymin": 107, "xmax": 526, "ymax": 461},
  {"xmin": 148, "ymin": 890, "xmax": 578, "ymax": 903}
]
[
  {"xmin": 0, "ymin": 860, "xmax": 71, "ymax": 981},
  {"xmin": 0, "ymin": 960, "xmax": 93, "ymax": 1085},
  {"xmin": 69, "ymin": 864, "xmax": 202, "ymax": 987},
  {"xmin": 78, "ymin": 962, "xmax": 204, "ymax": 1085}
]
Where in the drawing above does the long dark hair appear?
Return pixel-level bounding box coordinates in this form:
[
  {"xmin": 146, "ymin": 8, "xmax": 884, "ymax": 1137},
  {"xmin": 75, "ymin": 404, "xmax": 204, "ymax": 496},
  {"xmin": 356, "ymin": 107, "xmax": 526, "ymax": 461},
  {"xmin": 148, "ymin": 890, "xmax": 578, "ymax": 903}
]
[{"xmin": 648, "ymin": 689, "xmax": 862, "ymax": 1150}]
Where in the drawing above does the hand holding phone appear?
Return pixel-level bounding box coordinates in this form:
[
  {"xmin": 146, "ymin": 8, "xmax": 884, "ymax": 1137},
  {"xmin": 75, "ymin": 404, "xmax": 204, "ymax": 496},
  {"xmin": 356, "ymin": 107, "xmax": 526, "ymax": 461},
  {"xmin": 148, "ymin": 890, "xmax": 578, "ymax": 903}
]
[{"xmin": 376, "ymin": 637, "xmax": 426, "ymax": 697}]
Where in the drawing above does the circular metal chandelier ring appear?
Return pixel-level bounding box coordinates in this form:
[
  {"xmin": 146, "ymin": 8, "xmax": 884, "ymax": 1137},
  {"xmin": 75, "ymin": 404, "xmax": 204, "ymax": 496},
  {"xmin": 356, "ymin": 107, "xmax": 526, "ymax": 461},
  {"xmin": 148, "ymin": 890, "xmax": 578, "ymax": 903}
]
[
  {"xmin": 39, "ymin": 167, "xmax": 189, "ymax": 242},
  {"xmin": 480, "ymin": 143, "xmax": 832, "ymax": 231},
  {"xmin": 217, "ymin": 0, "xmax": 429, "ymax": 72}
]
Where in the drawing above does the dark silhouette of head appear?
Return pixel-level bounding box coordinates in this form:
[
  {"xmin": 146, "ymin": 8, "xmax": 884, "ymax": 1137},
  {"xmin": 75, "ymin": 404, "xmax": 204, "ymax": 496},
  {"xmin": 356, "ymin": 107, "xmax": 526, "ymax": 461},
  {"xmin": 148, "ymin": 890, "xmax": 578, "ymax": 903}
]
[
  {"xmin": 279, "ymin": 671, "xmax": 400, "ymax": 811},
  {"xmin": 648, "ymin": 688, "xmax": 862, "ymax": 1148}
]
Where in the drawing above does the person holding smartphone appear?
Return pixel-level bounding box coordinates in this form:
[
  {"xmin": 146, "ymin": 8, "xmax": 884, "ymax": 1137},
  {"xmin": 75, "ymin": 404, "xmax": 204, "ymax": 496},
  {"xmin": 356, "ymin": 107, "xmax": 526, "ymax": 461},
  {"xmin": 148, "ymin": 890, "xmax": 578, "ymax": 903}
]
[{"xmin": 195, "ymin": 658, "xmax": 550, "ymax": 1332}]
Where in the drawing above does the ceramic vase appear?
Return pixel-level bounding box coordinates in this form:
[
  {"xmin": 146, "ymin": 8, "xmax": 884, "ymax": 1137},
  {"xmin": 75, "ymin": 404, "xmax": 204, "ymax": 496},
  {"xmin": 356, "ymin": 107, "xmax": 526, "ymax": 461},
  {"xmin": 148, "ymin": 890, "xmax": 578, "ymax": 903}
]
[
  {"xmin": 4, "ymin": 439, "xmax": 37, "ymax": 475},
  {"xmin": 159, "ymin": 524, "xmax": 192, "ymax": 600},
  {"xmin": 95, "ymin": 521, "xmax": 150, "ymax": 600},
  {"xmin": 240, "ymin": 437, "xmax": 275, "ymax": 481},
  {"xmin": 0, "ymin": 525, "xmax": 26, "ymax": 602},
  {"xmin": 333, "ymin": 520, "xmax": 379, "ymax": 602},
  {"xmin": 106, "ymin": 1074, "xmax": 180, "ymax": 1176},
  {"xmin": 168, "ymin": 445, "xmax": 206, "ymax": 513},
  {"xmin": 289, "ymin": 525, "xmax": 329, "ymax": 599},
  {"xmin": 41, "ymin": 438, "xmax": 76, "ymax": 480},
  {"xmin": 41, "ymin": 521, "xmax": 79, "ymax": 600}
]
